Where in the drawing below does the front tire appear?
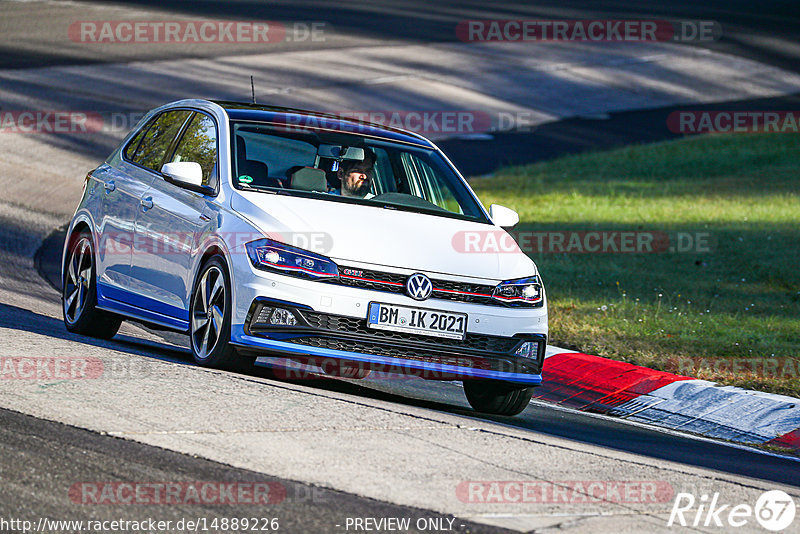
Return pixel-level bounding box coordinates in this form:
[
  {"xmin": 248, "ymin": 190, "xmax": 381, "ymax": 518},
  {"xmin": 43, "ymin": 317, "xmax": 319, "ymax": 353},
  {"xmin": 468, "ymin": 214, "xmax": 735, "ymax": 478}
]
[
  {"xmin": 463, "ymin": 380, "xmax": 533, "ymax": 416},
  {"xmin": 190, "ymin": 256, "xmax": 241, "ymax": 368},
  {"xmin": 62, "ymin": 231, "xmax": 121, "ymax": 339}
]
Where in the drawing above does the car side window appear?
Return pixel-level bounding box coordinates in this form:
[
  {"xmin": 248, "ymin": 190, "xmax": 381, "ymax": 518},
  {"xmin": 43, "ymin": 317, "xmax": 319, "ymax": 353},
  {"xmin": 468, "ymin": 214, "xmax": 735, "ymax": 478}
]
[
  {"xmin": 400, "ymin": 152, "xmax": 464, "ymax": 214},
  {"xmin": 124, "ymin": 121, "xmax": 150, "ymax": 160},
  {"xmin": 369, "ymin": 147, "xmax": 396, "ymax": 195},
  {"xmin": 132, "ymin": 110, "xmax": 192, "ymax": 172},
  {"xmin": 169, "ymin": 113, "xmax": 218, "ymax": 188}
]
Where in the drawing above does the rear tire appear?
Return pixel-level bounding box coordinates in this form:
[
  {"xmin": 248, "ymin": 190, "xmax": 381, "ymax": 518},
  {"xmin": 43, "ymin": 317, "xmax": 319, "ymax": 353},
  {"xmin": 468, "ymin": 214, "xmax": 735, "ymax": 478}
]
[
  {"xmin": 189, "ymin": 256, "xmax": 243, "ymax": 369},
  {"xmin": 463, "ymin": 380, "xmax": 533, "ymax": 416},
  {"xmin": 62, "ymin": 231, "xmax": 121, "ymax": 339}
]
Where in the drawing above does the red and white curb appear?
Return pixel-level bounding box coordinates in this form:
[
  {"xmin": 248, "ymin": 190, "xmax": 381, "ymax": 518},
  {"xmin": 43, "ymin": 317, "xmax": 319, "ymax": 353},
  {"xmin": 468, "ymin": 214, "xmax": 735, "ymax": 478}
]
[{"xmin": 539, "ymin": 346, "xmax": 800, "ymax": 454}]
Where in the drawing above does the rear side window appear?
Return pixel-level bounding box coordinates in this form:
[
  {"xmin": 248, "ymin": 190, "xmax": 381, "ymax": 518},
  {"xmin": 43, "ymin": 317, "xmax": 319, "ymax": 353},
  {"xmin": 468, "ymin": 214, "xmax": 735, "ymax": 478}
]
[
  {"xmin": 124, "ymin": 123, "xmax": 149, "ymax": 160},
  {"xmin": 130, "ymin": 110, "xmax": 192, "ymax": 171},
  {"xmin": 169, "ymin": 113, "xmax": 218, "ymax": 188}
]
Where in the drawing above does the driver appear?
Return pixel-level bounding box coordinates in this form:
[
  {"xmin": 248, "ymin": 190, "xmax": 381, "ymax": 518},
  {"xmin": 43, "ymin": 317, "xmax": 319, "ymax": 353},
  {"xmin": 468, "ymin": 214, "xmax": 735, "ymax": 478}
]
[{"xmin": 331, "ymin": 148, "xmax": 376, "ymax": 198}]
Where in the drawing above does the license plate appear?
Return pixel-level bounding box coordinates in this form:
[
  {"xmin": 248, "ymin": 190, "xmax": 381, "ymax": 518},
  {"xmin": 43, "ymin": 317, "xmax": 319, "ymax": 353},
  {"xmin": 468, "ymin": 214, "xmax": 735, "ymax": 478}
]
[{"xmin": 367, "ymin": 302, "xmax": 467, "ymax": 340}]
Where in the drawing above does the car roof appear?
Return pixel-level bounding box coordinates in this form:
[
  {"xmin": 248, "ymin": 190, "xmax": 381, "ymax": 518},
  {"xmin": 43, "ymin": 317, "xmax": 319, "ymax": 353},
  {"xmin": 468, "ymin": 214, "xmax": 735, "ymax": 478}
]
[{"xmin": 212, "ymin": 100, "xmax": 436, "ymax": 148}]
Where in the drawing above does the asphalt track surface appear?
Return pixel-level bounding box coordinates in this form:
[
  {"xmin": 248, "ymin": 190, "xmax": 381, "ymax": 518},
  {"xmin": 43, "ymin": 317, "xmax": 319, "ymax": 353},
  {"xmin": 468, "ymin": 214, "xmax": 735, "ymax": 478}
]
[
  {"xmin": 0, "ymin": 407, "xmax": 512, "ymax": 534},
  {"xmin": 3, "ymin": 1, "xmax": 800, "ymax": 532}
]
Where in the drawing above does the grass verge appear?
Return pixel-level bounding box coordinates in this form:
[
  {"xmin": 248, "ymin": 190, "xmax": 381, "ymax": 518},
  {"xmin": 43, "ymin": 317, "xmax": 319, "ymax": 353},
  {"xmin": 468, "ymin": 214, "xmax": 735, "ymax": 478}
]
[{"xmin": 470, "ymin": 132, "xmax": 800, "ymax": 396}]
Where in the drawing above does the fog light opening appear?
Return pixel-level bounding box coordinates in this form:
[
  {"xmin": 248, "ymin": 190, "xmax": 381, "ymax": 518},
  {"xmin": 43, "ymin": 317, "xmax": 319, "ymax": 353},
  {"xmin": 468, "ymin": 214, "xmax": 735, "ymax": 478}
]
[
  {"xmin": 515, "ymin": 341, "xmax": 539, "ymax": 359},
  {"xmin": 257, "ymin": 305, "xmax": 298, "ymax": 326},
  {"xmin": 269, "ymin": 308, "xmax": 297, "ymax": 326}
]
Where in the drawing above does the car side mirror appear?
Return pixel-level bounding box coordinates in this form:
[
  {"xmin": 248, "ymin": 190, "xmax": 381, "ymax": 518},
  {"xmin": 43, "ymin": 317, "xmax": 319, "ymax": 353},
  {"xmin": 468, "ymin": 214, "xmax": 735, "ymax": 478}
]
[
  {"xmin": 162, "ymin": 161, "xmax": 203, "ymax": 186},
  {"xmin": 489, "ymin": 204, "xmax": 520, "ymax": 228}
]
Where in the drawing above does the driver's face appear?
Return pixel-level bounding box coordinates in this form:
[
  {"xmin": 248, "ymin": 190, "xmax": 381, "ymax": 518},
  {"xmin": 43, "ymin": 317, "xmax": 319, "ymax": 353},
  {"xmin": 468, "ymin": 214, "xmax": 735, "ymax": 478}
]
[{"xmin": 342, "ymin": 165, "xmax": 373, "ymax": 197}]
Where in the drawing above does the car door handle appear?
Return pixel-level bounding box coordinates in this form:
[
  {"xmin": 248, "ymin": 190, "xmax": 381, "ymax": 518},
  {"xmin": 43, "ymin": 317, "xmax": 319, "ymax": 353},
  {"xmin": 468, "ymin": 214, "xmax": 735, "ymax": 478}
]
[
  {"xmin": 140, "ymin": 196, "xmax": 153, "ymax": 210},
  {"xmin": 104, "ymin": 180, "xmax": 116, "ymax": 193}
]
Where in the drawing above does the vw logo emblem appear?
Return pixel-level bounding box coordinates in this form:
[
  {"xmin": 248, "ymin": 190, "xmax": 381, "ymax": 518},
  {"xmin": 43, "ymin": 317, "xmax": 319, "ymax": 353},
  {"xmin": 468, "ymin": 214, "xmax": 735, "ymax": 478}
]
[{"xmin": 406, "ymin": 273, "xmax": 433, "ymax": 301}]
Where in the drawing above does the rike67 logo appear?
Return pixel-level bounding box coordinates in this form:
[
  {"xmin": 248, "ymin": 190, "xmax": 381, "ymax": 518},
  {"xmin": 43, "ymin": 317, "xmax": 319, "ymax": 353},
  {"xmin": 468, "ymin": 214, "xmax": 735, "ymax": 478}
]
[{"xmin": 668, "ymin": 490, "xmax": 796, "ymax": 531}]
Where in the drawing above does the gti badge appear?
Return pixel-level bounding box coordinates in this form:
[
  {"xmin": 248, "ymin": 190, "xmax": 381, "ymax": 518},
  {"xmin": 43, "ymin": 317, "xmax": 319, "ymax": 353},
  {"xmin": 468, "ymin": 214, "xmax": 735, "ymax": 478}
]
[{"xmin": 406, "ymin": 273, "xmax": 433, "ymax": 301}]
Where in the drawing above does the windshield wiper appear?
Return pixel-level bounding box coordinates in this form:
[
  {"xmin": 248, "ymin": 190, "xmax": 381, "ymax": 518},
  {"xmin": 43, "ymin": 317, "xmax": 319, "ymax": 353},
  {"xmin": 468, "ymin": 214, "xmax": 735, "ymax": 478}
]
[{"xmin": 240, "ymin": 184, "xmax": 291, "ymax": 195}]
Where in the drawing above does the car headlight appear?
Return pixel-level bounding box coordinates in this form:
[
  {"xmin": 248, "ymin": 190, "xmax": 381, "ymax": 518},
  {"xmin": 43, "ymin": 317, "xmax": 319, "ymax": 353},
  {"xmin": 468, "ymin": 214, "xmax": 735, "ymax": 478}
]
[
  {"xmin": 245, "ymin": 238, "xmax": 338, "ymax": 279},
  {"xmin": 492, "ymin": 276, "xmax": 544, "ymax": 307}
]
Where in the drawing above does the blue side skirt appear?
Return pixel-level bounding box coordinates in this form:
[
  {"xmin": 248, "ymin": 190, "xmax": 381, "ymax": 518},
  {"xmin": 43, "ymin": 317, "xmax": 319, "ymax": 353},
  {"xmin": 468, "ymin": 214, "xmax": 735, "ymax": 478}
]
[{"xmin": 96, "ymin": 282, "xmax": 189, "ymax": 331}]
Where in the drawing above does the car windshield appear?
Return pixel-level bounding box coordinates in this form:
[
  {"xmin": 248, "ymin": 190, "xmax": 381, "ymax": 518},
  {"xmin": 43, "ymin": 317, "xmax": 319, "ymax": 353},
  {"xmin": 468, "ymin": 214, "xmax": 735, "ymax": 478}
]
[{"xmin": 230, "ymin": 121, "xmax": 489, "ymax": 223}]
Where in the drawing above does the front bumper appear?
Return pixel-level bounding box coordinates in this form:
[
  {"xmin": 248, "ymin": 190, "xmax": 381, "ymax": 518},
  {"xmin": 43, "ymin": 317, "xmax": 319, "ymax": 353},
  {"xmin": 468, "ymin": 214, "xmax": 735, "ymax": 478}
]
[{"xmin": 230, "ymin": 297, "xmax": 545, "ymax": 385}]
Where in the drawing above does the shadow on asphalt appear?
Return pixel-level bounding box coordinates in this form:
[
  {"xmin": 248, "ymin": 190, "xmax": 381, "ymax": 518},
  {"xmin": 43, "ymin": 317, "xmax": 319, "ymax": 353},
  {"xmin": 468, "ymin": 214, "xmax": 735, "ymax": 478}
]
[
  {"xmin": 19, "ymin": 0, "xmax": 798, "ymax": 73},
  {"xmin": 439, "ymin": 92, "xmax": 800, "ymax": 176},
  {"xmin": 0, "ymin": 407, "xmax": 511, "ymax": 534},
  {"xmin": 0, "ymin": 301, "xmax": 192, "ymax": 365}
]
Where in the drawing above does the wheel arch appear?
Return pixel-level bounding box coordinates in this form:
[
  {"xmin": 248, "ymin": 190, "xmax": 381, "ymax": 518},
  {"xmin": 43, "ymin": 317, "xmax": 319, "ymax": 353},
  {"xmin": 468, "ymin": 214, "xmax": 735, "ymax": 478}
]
[
  {"xmin": 62, "ymin": 220, "xmax": 94, "ymax": 285},
  {"xmin": 196, "ymin": 244, "xmax": 230, "ymax": 277},
  {"xmin": 189, "ymin": 244, "xmax": 234, "ymax": 309}
]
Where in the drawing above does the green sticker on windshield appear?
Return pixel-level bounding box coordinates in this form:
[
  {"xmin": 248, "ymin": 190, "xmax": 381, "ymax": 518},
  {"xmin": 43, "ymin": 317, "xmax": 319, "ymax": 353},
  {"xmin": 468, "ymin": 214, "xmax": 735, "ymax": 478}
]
[{"xmin": 238, "ymin": 175, "xmax": 253, "ymax": 184}]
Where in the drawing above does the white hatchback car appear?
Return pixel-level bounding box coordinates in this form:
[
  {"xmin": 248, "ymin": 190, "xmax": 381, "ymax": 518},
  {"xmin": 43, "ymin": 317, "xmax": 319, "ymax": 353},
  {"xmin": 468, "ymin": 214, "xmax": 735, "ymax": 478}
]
[{"xmin": 63, "ymin": 99, "xmax": 547, "ymax": 415}]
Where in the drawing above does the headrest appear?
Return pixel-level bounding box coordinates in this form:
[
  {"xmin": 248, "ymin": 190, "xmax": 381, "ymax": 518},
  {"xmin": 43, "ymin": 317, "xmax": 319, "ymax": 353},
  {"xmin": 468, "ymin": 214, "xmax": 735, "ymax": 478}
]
[{"xmin": 289, "ymin": 167, "xmax": 327, "ymax": 192}]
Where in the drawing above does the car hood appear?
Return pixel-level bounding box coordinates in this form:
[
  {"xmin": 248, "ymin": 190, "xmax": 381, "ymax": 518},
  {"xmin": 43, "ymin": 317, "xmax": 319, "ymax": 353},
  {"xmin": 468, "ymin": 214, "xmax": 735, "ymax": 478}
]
[{"xmin": 231, "ymin": 191, "xmax": 536, "ymax": 281}]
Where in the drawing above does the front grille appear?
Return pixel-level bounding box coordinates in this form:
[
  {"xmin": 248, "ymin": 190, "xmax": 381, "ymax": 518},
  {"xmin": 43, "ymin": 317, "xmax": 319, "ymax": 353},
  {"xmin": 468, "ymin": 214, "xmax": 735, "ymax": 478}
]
[
  {"xmin": 332, "ymin": 267, "xmax": 406, "ymax": 294},
  {"xmin": 324, "ymin": 266, "xmax": 502, "ymax": 306},
  {"xmin": 300, "ymin": 310, "xmax": 520, "ymax": 353},
  {"xmin": 431, "ymin": 280, "xmax": 496, "ymax": 304}
]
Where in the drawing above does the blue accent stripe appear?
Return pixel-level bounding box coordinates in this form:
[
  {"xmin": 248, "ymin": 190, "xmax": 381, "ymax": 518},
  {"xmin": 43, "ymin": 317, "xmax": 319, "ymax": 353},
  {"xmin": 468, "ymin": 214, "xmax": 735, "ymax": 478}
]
[
  {"xmin": 97, "ymin": 282, "xmax": 189, "ymax": 331},
  {"xmin": 368, "ymin": 303, "xmax": 380, "ymax": 323},
  {"xmin": 231, "ymin": 325, "xmax": 542, "ymax": 385}
]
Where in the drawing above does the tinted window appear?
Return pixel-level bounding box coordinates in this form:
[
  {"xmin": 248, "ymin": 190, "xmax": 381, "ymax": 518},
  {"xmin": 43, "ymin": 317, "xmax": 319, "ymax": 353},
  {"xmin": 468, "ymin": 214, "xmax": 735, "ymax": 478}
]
[
  {"xmin": 370, "ymin": 147, "xmax": 395, "ymax": 195},
  {"xmin": 124, "ymin": 122, "xmax": 149, "ymax": 160},
  {"xmin": 133, "ymin": 110, "xmax": 191, "ymax": 171},
  {"xmin": 169, "ymin": 113, "xmax": 218, "ymax": 188}
]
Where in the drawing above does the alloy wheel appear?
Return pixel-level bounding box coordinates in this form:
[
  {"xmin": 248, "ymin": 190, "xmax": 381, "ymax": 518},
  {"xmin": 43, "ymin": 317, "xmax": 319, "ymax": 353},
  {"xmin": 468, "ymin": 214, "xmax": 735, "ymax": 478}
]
[
  {"xmin": 191, "ymin": 265, "xmax": 226, "ymax": 359},
  {"xmin": 64, "ymin": 237, "xmax": 92, "ymax": 324}
]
